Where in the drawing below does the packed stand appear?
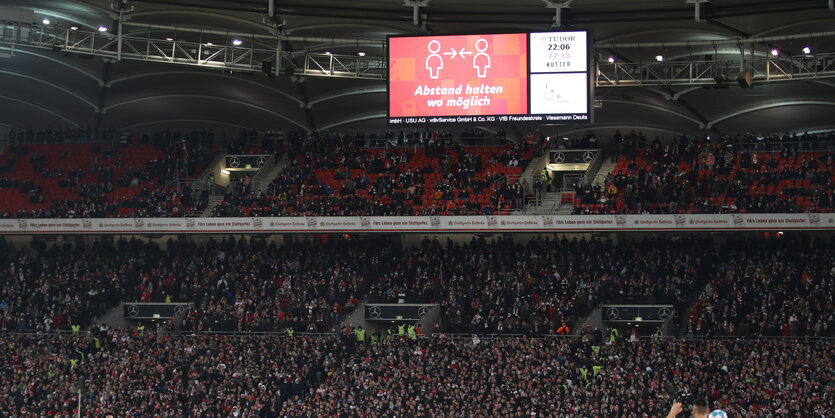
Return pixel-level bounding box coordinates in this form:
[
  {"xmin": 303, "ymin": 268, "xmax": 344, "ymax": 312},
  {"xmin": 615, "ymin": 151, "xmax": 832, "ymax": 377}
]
[
  {"xmin": 106, "ymin": 234, "xmax": 716, "ymax": 335},
  {"xmin": 574, "ymin": 131, "xmax": 835, "ymax": 214},
  {"xmin": 3, "ymin": 330, "xmax": 830, "ymax": 416},
  {"xmin": 212, "ymin": 129, "xmax": 534, "ymax": 217},
  {"xmin": 363, "ymin": 235, "xmax": 714, "ymax": 335},
  {"xmin": 5, "ymin": 232, "xmax": 833, "ymax": 338},
  {"xmin": 0, "ymin": 129, "xmax": 217, "ymax": 218},
  {"xmin": 289, "ymin": 336, "xmax": 833, "ymax": 417},
  {"xmin": 0, "ymin": 330, "xmax": 342, "ymax": 416},
  {"xmin": 0, "ymin": 238, "xmax": 124, "ymax": 332},
  {"xmin": 688, "ymin": 233, "xmax": 835, "ymax": 337}
]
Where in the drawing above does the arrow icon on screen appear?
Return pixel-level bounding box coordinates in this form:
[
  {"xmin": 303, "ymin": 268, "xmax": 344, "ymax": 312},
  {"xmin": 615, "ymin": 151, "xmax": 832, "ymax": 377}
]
[{"xmin": 443, "ymin": 47, "xmax": 472, "ymax": 60}]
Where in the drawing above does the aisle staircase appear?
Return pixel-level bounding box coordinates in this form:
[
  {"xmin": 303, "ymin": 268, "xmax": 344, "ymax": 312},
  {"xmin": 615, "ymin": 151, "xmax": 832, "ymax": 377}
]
[
  {"xmin": 201, "ymin": 194, "xmax": 225, "ymax": 217},
  {"xmin": 252, "ymin": 153, "xmax": 289, "ymax": 194},
  {"xmin": 589, "ymin": 158, "xmax": 617, "ymax": 185}
]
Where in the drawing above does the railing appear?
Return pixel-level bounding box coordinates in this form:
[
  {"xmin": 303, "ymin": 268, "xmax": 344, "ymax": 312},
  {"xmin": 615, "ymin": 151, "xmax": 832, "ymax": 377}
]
[
  {"xmin": 597, "ymin": 52, "xmax": 835, "ymax": 87},
  {"xmin": 0, "ymin": 20, "xmax": 387, "ymax": 80},
  {"xmin": 558, "ymin": 190, "xmax": 574, "ymax": 213},
  {"xmin": 561, "ymin": 174, "xmax": 584, "ymax": 190},
  {"xmin": 726, "ymin": 141, "xmax": 835, "ymax": 153},
  {"xmin": 581, "ymin": 150, "xmax": 604, "ymax": 185},
  {"xmin": 164, "ymin": 178, "xmax": 196, "ymax": 194},
  {"xmin": 5, "ymin": 19, "xmax": 834, "ymax": 85},
  {"xmin": 582, "ymin": 174, "xmax": 609, "ymax": 187},
  {"xmin": 248, "ymin": 154, "xmax": 277, "ymax": 193}
]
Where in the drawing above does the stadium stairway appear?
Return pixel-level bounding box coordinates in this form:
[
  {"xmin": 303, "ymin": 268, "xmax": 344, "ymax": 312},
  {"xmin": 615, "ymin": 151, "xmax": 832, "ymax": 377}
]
[
  {"xmin": 524, "ymin": 191, "xmax": 563, "ymax": 214},
  {"xmin": 252, "ymin": 151, "xmax": 288, "ymax": 194},
  {"xmin": 512, "ymin": 152, "xmax": 549, "ymax": 214},
  {"xmin": 572, "ymin": 307, "xmax": 603, "ymax": 335},
  {"xmin": 192, "ymin": 152, "xmax": 226, "ymax": 194},
  {"xmin": 591, "ymin": 158, "xmax": 617, "ymax": 184},
  {"xmin": 201, "ymin": 194, "xmax": 226, "ymax": 217},
  {"xmin": 679, "ymin": 281, "xmax": 713, "ymax": 337}
]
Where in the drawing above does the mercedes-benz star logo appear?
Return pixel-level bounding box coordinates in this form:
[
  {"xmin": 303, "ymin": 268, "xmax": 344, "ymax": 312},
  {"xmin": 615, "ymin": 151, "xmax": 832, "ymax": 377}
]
[
  {"xmin": 228, "ymin": 157, "xmax": 240, "ymax": 168},
  {"xmin": 127, "ymin": 304, "xmax": 140, "ymax": 317},
  {"xmin": 256, "ymin": 156, "xmax": 267, "ymax": 167},
  {"xmin": 606, "ymin": 307, "xmax": 620, "ymax": 320},
  {"xmin": 658, "ymin": 307, "xmax": 673, "ymax": 320},
  {"xmin": 174, "ymin": 305, "xmax": 186, "ymax": 315},
  {"xmin": 418, "ymin": 306, "xmax": 430, "ymax": 318},
  {"xmin": 582, "ymin": 151, "xmax": 595, "ymax": 163},
  {"xmin": 368, "ymin": 306, "xmax": 381, "ymax": 319},
  {"xmin": 553, "ymin": 152, "xmax": 566, "ymax": 163}
]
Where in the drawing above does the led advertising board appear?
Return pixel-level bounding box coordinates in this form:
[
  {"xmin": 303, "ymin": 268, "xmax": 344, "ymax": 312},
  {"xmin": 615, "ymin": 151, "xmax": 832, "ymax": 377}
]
[{"xmin": 388, "ymin": 31, "xmax": 590, "ymax": 125}]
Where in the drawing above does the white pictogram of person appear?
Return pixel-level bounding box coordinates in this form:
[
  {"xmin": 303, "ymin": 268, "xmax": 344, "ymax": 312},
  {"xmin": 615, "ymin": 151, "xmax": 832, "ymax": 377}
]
[
  {"xmin": 426, "ymin": 40, "xmax": 443, "ymax": 79},
  {"xmin": 473, "ymin": 39, "xmax": 491, "ymax": 78}
]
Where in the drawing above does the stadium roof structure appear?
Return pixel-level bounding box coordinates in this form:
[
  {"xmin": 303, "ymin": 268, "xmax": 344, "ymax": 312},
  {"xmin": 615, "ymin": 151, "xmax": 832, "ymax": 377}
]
[{"xmin": 0, "ymin": 0, "xmax": 834, "ymax": 137}]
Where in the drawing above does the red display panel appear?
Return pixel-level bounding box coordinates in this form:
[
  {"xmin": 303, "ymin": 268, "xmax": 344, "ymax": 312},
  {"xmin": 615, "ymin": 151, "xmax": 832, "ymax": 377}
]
[{"xmin": 389, "ymin": 33, "xmax": 528, "ymax": 120}]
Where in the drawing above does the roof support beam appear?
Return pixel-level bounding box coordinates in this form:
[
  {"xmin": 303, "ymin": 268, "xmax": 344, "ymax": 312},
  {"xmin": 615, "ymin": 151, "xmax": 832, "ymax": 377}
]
[
  {"xmin": 127, "ymin": 10, "xmax": 274, "ymax": 34},
  {"xmin": 604, "ymin": 99, "xmax": 706, "ymax": 128},
  {"xmin": 120, "ymin": 119, "xmax": 254, "ymax": 131},
  {"xmin": 319, "ymin": 112, "xmax": 386, "ymax": 131},
  {"xmin": 543, "ymin": 0, "xmax": 576, "ymax": 28},
  {"xmin": 307, "ymin": 87, "xmax": 386, "ymax": 107},
  {"xmin": 0, "ymin": 94, "xmax": 79, "ymax": 127},
  {"xmin": 707, "ymin": 100, "xmax": 835, "ymax": 128},
  {"xmin": 107, "ymin": 70, "xmax": 305, "ymax": 106},
  {"xmin": 403, "ymin": 0, "xmax": 430, "ymax": 27},
  {"xmin": 0, "ymin": 69, "xmax": 98, "ymax": 111},
  {"xmin": 672, "ymin": 87, "xmax": 702, "ymax": 101},
  {"xmin": 686, "ymin": 0, "xmax": 710, "ymax": 23},
  {"xmin": 0, "ymin": 47, "xmax": 104, "ymax": 86},
  {"xmin": 102, "ymin": 94, "xmax": 309, "ymax": 129}
]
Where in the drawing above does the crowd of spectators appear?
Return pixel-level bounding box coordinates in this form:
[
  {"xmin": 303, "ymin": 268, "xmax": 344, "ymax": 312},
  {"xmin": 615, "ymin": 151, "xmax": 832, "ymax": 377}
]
[
  {"xmin": 5, "ymin": 127, "xmax": 117, "ymax": 144},
  {"xmin": 0, "ymin": 129, "xmax": 216, "ymax": 218},
  {"xmin": 292, "ymin": 336, "xmax": 833, "ymax": 417},
  {"xmin": 212, "ymin": 130, "xmax": 533, "ymax": 217},
  {"xmin": 1, "ymin": 330, "xmax": 831, "ymax": 417},
  {"xmin": 2, "ymin": 232, "xmax": 832, "ymax": 340},
  {"xmin": 0, "ymin": 330, "xmax": 341, "ymax": 416},
  {"xmin": 689, "ymin": 233, "xmax": 835, "ymax": 338},
  {"xmin": 575, "ymin": 131, "xmax": 835, "ymax": 214}
]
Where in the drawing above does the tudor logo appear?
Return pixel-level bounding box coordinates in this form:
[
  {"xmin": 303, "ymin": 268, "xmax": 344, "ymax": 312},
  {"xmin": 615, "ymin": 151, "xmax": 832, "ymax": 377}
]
[
  {"xmin": 606, "ymin": 307, "xmax": 620, "ymax": 320},
  {"xmin": 553, "ymin": 152, "xmax": 566, "ymax": 163},
  {"xmin": 127, "ymin": 304, "xmax": 140, "ymax": 317},
  {"xmin": 368, "ymin": 306, "xmax": 381, "ymax": 319},
  {"xmin": 228, "ymin": 157, "xmax": 241, "ymax": 168},
  {"xmin": 418, "ymin": 306, "xmax": 430, "ymax": 318},
  {"xmin": 658, "ymin": 307, "xmax": 673, "ymax": 319},
  {"xmin": 256, "ymin": 156, "xmax": 267, "ymax": 167}
]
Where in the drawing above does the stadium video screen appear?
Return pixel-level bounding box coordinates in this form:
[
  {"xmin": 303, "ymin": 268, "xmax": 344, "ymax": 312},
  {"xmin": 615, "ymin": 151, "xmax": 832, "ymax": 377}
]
[{"xmin": 387, "ymin": 31, "xmax": 591, "ymax": 125}]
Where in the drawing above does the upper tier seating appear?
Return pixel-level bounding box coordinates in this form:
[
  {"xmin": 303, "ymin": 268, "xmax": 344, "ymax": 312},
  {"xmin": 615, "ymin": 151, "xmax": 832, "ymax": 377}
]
[
  {"xmin": 574, "ymin": 141, "xmax": 834, "ymax": 214},
  {"xmin": 213, "ymin": 140, "xmax": 535, "ymax": 217},
  {"xmin": 0, "ymin": 130, "xmax": 217, "ymax": 218}
]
